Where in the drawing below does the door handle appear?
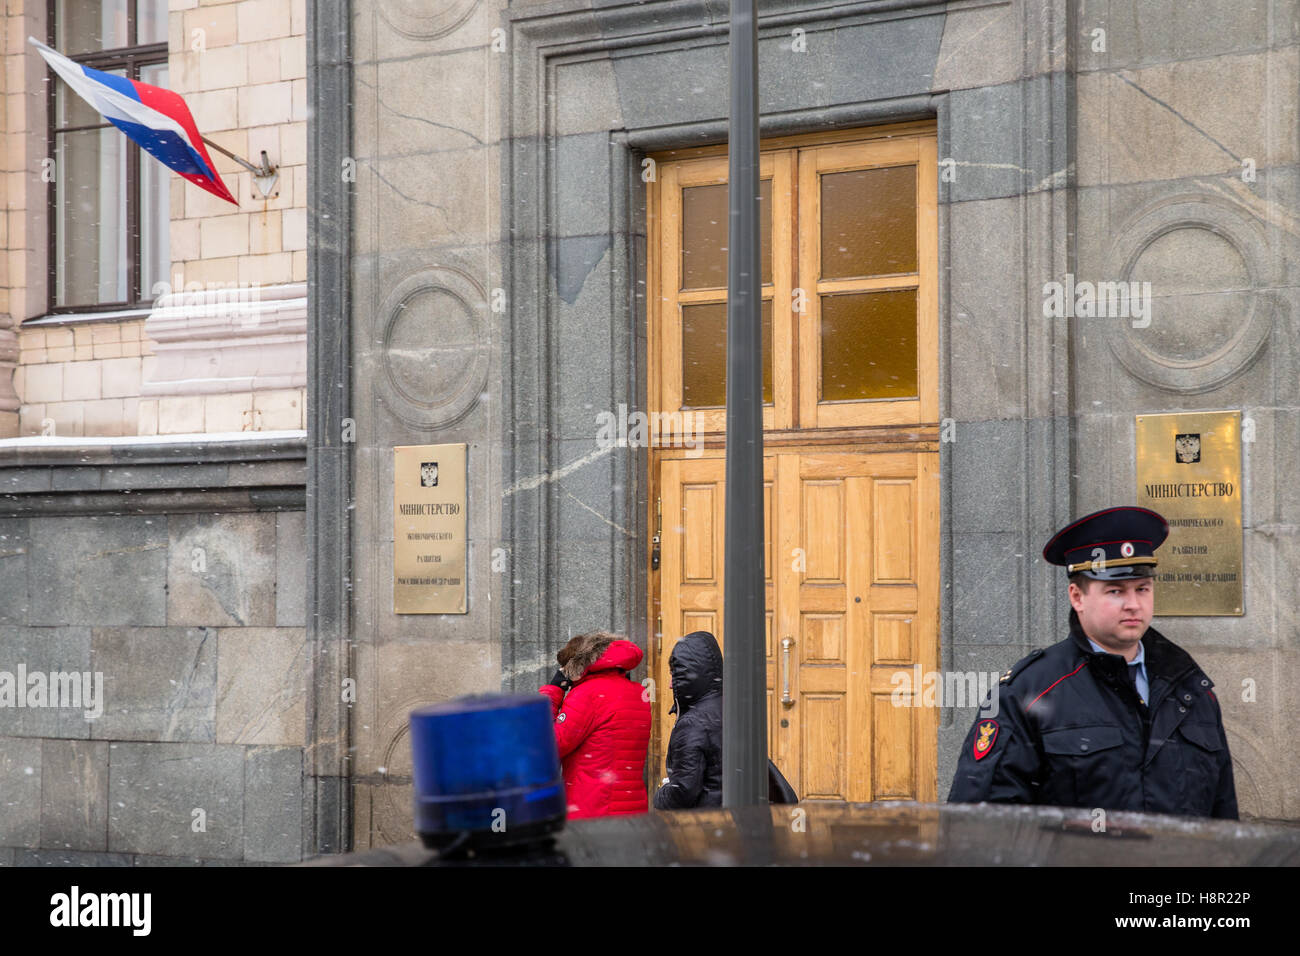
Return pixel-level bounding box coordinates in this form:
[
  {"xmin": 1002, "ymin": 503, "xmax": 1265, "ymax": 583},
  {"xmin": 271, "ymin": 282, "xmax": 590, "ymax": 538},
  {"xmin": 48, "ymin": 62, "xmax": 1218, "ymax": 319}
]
[{"xmin": 781, "ymin": 637, "xmax": 794, "ymax": 707}]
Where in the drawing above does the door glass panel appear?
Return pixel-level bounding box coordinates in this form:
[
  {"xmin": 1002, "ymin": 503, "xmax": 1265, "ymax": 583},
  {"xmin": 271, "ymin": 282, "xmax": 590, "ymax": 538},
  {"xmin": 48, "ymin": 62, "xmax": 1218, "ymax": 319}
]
[
  {"xmin": 681, "ymin": 179, "xmax": 772, "ymax": 290},
  {"xmin": 681, "ymin": 299, "xmax": 773, "ymax": 407},
  {"xmin": 820, "ymin": 290, "xmax": 916, "ymax": 401},
  {"xmin": 820, "ymin": 165, "xmax": 916, "ymax": 279}
]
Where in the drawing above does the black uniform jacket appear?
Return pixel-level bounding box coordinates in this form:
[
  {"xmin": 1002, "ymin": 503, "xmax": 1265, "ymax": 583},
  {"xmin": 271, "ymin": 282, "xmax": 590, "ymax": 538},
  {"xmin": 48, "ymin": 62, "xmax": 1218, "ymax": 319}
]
[{"xmin": 948, "ymin": 611, "xmax": 1237, "ymax": 819}]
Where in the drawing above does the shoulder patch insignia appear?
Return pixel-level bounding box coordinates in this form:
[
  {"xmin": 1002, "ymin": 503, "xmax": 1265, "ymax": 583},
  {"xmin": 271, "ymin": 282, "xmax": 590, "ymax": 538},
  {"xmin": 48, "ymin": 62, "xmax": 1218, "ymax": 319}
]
[
  {"xmin": 999, "ymin": 668, "xmax": 1013, "ymax": 684},
  {"xmin": 973, "ymin": 719, "xmax": 999, "ymax": 760}
]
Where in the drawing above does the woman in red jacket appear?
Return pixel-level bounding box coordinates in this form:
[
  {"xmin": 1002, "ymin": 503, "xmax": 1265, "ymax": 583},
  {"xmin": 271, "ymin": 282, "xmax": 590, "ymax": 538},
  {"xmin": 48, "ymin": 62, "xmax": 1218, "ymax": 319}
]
[{"xmin": 538, "ymin": 631, "xmax": 652, "ymax": 819}]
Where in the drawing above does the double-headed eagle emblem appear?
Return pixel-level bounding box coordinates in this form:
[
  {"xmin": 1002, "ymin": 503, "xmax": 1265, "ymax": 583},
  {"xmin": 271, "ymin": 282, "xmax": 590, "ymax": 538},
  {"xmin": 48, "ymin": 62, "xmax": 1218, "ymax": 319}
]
[{"xmin": 973, "ymin": 720, "xmax": 999, "ymax": 760}]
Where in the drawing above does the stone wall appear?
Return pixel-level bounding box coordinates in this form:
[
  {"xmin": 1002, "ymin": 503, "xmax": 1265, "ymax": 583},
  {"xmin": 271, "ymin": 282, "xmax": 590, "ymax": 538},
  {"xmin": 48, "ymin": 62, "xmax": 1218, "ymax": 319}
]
[
  {"xmin": 170, "ymin": 0, "xmax": 308, "ymax": 291},
  {"xmin": 340, "ymin": 0, "xmax": 506, "ymax": 850},
  {"xmin": 0, "ymin": 0, "xmax": 46, "ymax": 436},
  {"xmin": 14, "ymin": 319, "xmax": 153, "ymax": 437},
  {"xmin": 0, "ymin": 433, "xmax": 310, "ymax": 864},
  {"xmin": 1069, "ymin": 0, "xmax": 1300, "ymax": 820}
]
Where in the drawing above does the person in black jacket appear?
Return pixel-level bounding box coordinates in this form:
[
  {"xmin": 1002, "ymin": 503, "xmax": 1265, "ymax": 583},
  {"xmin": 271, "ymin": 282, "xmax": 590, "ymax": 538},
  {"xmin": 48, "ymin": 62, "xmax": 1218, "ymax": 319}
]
[
  {"xmin": 948, "ymin": 507, "xmax": 1237, "ymax": 819},
  {"xmin": 654, "ymin": 630, "xmax": 724, "ymax": 809},
  {"xmin": 653, "ymin": 629, "xmax": 800, "ymax": 809}
]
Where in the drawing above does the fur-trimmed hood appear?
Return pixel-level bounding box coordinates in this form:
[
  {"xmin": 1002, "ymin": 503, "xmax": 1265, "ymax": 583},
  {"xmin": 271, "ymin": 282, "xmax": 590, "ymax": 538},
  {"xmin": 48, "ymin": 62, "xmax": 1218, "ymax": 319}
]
[{"xmin": 560, "ymin": 635, "xmax": 644, "ymax": 684}]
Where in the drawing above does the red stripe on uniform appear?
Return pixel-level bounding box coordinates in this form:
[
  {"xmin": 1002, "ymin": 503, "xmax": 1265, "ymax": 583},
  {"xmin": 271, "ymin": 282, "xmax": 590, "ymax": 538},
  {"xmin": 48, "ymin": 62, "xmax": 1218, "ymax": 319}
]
[{"xmin": 1027, "ymin": 661, "xmax": 1088, "ymax": 711}]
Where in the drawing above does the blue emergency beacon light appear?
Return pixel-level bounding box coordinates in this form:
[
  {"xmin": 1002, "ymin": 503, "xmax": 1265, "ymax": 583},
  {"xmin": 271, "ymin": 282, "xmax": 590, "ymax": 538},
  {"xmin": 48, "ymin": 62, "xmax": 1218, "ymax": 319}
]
[{"xmin": 409, "ymin": 694, "xmax": 566, "ymax": 854}]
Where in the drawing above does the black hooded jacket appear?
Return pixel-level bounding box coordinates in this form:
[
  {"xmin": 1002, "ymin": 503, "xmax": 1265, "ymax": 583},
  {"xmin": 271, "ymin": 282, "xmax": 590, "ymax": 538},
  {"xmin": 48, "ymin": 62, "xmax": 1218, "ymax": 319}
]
[
  {"xmin": 948, "ymin": 610, "xmax": 1237, "ymax": 819},
  {"xmin": 654, "ymin": 630, "xmax": 724, "ymax": 810}
]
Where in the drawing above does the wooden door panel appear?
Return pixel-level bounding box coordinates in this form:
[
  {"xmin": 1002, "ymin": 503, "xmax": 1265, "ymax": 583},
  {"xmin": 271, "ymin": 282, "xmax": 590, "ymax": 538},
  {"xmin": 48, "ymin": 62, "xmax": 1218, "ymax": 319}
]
[
  {"xmin": 801, "ymin": 694, "xmax": 846, "ymax": 799},
  {"xmin": 660, "ymin": 458, "xmax": 725, "ymax": 762},
  {"xmin": 657, "ymin": 450, "xmax": 937, "ymax": 804},
  {"xmin": 872, "ymin": 695, "xmax": 915, "ymax": 798},
  {"xmin": 873, "ymin": 479, "xmax": 916, "ymax": 583},
  {"xmin": 681, "ymin": 483, "xmax": 720, "ymax": 582},
  {"xmin": 797, "ymin": 588, "xmax": 847, "ymax": 614},
  {"xmin": 801, "ymin": 480, "xmax": 845, "ymax": 582},
  {"xmin": 800, "ymin": 614, "xmax": 844, "ymax": 664},
  {"xmin": 872, "ymin": 613, "xmax": 915, "ymax": 663},
  {"xmin": 793, "ymin": 456, "xmax": 934, "ymax": 802},
  {"xmin": 867, "ymin": 586, "xmax": 919, "ymax": 614},
  {"xmin": 682, "ymin": 609, "xmax": 718, "ymax": 634},
  {"xmin": 658, "ymin": 456, "xmax": 771, "ymax": 780}
]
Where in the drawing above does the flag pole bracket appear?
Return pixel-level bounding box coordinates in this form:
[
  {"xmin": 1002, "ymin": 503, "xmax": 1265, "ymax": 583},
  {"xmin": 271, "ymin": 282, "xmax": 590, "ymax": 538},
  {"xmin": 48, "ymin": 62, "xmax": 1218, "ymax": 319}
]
[{"xmin": 202, "ymin": 138, "xmax": 280, "ymax": 199}]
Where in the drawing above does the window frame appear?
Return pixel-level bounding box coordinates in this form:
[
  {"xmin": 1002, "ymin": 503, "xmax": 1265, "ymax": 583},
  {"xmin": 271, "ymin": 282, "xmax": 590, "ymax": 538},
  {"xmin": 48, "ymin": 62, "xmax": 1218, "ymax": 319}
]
[
  {"xmin": 45, "ymin": 0, "xmax": 170, "ymax": 315},
  {"xmin": 647, "ymin": 124, "xmax": 939, "ymax": 437},
  {"xmin": 658, "ymin": 150, "xmax": 793, "ymax": 434},
  {"xmin": 797, "ymin": 135, "xmax": 938, "ymax": 429}
]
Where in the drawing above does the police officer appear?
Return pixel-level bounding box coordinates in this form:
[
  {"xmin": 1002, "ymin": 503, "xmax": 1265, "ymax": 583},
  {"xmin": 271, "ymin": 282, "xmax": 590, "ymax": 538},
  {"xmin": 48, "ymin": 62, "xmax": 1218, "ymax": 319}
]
[{"xmin": 948, "ymin": 506, "xmax": 1238, "ymax": 819}]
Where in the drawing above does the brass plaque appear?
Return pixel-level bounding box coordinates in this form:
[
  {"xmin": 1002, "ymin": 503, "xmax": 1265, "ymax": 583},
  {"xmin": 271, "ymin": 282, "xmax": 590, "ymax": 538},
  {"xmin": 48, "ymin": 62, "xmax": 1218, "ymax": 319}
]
[
  {"xmin": 1135, "ymin": 411, "xmax": 1242, "ymax": 616},
  {"xmin": 394, "ymin": 443, "xmax": 468, "ymax": 614}
]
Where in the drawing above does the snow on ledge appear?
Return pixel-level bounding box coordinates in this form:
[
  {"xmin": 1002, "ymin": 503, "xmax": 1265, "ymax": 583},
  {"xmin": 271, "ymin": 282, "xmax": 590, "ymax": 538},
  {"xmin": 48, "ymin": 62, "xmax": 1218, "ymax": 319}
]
[{"xmin": 0, "ymin": 430, "xmax": 307, "ymax": 449}]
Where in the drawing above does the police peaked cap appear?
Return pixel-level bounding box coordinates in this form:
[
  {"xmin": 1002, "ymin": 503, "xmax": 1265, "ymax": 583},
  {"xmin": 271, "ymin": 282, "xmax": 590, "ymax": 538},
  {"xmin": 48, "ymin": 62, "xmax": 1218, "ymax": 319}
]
[{"xmin": 1042, "ymin": 506, "xmax": 1169, "ymax": 580}]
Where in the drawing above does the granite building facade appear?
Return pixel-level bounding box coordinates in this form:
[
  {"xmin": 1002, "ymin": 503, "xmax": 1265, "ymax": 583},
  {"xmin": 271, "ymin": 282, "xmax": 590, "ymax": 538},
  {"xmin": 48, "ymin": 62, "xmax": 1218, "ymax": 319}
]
[
  {"xmin": 3, "ymin": 0, "xmax": 1297, "ymax": 866},
  {"xmin": 314, "ymin": 0, "xmax": 1300, "ymax": 846}
]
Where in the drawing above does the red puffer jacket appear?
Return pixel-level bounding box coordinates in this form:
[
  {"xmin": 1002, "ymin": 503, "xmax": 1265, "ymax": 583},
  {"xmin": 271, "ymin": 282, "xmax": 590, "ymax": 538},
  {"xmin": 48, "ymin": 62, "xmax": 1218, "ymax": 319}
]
[{"xmin": 539, "ymin": 639, "xmax": 651, "ymax": 819}]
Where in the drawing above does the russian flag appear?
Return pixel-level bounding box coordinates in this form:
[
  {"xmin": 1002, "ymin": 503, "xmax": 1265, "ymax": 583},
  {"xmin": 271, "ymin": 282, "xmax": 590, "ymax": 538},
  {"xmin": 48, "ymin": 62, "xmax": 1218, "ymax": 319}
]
[{"xmin": 32, "ymin": 37, "xmax": 237, "ymax": 206}]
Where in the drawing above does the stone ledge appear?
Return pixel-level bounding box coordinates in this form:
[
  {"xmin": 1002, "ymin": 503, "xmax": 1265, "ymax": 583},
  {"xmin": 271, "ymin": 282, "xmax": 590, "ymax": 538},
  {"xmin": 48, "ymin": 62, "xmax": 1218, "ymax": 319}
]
[
  {"xmin": 0, "ymin": 487, "xmax": 305, "ymax": 518},
  {"xmin": 0, "ymin": 431, "xmax": 306, "ymax": 467},
  {"xmin": 0, "ymin": 432, "xmax": 307, "ymax": 516}
]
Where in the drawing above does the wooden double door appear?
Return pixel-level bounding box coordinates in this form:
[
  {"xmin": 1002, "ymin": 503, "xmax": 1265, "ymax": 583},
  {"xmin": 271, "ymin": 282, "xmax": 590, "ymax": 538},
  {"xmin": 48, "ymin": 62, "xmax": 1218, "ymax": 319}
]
[{"xmin": 654, "ymin": 449, "xmax": 939, "ymax": 802}]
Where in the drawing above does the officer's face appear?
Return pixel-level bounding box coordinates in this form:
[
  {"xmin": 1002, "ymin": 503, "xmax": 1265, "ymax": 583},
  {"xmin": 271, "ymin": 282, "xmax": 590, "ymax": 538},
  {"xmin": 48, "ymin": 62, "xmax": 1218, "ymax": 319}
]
[{"xmin": 1068, "ymin": 577, "xmax": 1154, "ymax": 656}]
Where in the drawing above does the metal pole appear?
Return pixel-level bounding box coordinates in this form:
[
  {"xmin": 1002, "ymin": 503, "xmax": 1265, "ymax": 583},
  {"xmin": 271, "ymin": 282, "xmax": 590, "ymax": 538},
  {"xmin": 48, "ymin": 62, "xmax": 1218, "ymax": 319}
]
[
  {"xmin": 201, "ymin": 135, "xmax": 269, "ymax": 175},
  {"xmin": 722, "ymin": 0, "xmax": 768, "ymax": 807}
]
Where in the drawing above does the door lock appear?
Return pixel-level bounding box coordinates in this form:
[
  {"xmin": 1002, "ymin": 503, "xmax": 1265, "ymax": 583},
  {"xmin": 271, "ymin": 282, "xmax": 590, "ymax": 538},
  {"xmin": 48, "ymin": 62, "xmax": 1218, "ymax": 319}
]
[{"xmin": 651, "ymin": 497, "xmax": 662, "ymax": 570}]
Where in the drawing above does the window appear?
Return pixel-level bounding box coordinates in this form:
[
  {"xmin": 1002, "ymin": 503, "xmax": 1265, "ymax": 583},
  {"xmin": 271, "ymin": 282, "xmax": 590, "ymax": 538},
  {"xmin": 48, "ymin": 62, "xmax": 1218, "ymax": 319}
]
[
  {"xmin": 648, "ymin": 126, "xmax": 938, "ymax": 434},
  {"xmin": 49, "ymin": 0, "xmax": 170, "ymax": 312}
]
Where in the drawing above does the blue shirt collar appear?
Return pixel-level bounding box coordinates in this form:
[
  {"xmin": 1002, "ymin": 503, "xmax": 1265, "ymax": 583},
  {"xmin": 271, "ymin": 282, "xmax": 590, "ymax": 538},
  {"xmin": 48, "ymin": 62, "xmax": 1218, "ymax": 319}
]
[{"xmin": 1086, "ymin": 636, "xmax": 1144, "ymax": 668}]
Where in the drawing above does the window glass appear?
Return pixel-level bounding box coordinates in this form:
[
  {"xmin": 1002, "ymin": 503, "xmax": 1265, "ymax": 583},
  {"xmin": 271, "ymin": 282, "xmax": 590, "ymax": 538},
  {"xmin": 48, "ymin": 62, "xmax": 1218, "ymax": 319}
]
[
  {"xmin": 681, "ymin": 179, "xmax": 772, "ymax": 289},
  {"xmin": 50, "ymin": 10, "xmax": 170, "ymax": 310},
  {"xmin": 820, "ymin": 165, "xmax": 916, "ymax": 279},
  {"xmin": 136, "ymin": 0, "xmax": 169, "ymax": 45},
  {"xmin": 820, "ymin": 290, "xmax": 917, "ymax": 401},
  {"xmin": 681, "ymin": 299, "xmax": 773, "ymax": 407},
  {"xmin": 55, "ymin": 128, "xmax": 128, "ymax": 306},
  {"xmin": 56, "ymin": 75, "xmax": 111, "ymax": 129},
  {"xmin": 138, "ymin": 61, "xmax": 171, "ymax": 298},
  {"xmin": 55, "ymin": 0, "xmax": 130, "ymax": 55}
]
